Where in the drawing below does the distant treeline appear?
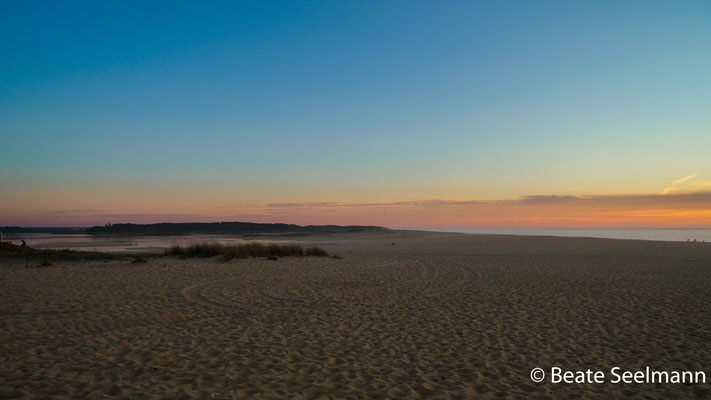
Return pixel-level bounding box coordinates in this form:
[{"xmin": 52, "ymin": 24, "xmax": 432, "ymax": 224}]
[{"xmin": 2, "ymin": 222, "xmax": 385, "ymax": 236}]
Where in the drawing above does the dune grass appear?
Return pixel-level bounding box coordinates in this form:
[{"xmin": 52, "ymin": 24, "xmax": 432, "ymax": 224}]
[{"xmin": 167, "ymin": 241, "xmax": 329, "ymax": 261}]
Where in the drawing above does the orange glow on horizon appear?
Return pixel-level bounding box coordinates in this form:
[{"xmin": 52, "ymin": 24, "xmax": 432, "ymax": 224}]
[{"xmin": 3, "ymin": 188, "xmax": 711, "ymax": 228}]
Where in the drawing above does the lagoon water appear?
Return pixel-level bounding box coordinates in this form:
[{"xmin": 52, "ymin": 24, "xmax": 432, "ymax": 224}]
[
  {"xmin": 2, "ymin": 233, "xmax": 292, "ymax": 253},
  {"xmin": 5, "ymin": 228, "xmax": 710, "ymax": 253}
]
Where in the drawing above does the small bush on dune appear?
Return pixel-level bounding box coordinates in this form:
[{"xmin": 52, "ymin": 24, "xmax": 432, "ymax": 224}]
[
  {"xmin": 167, "ymin": 241, "xmax": 328, "ymax": 261},
  {"xmin": 132, "ymin": 255, "xmax": 148, "ymax": 264},
  {"xmin": 305, "ymin": 247, "xmax": 328, "ymax": 257}
]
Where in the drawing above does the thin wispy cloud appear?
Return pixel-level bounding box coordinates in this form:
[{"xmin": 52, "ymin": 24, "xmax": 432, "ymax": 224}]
[
  {"xmin": 253, "ymin": 190, "xmax": 711, "ymax": 227},
  {"xmin": 267, "ymin": 200, "xmax": 487, "ymax": 209},
  {"xmin": 661, "ymin": 173, "xmax": 700, "ymax": 194},
  {"xmin": 672, "ymin": 173, "xmax": 698, "ymax": 186},
  {"xmin": 45, "ymin": 209, "xmax": 109, "ymax": 215},
  {"xmin": 264, "ymin": 191, "xmax": 711, "ymax": 210}
]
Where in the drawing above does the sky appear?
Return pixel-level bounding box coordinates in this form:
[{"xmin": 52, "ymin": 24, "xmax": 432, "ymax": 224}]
[{"xmin": 1, "ymin": 1, "xmax": 710, "ymax": 228}]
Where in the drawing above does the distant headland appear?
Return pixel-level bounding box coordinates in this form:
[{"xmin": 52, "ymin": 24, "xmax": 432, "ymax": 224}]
[{"xmin": 1, "ymin": 222, "xmax": 387, "ymax": 236}]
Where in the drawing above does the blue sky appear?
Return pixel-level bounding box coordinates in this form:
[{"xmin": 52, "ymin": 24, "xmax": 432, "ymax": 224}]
[{"xmin": 2, "ymin": 1, "xmax": 710, "ymax": 226}]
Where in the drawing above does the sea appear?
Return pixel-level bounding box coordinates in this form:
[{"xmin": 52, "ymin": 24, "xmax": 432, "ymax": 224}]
[{"xmin": 418, "ymin": 228, "xmax": 711, "ymax": 242}]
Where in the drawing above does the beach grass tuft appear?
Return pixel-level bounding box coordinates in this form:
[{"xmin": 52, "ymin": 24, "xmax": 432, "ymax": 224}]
[
  {"xmin": 131, "ymin": 255, "xmax": 148, "ymax": 264},
  {"xmin": 305, "ymin": 246, "xmax": 329, "ymax": 257},
  {"xmin": 168, "ymin": 241, "xmax": 329, "ymax": 261}
]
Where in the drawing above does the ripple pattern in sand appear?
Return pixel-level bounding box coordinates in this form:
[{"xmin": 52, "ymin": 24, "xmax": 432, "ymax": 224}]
[{"xmin": 2, "ymin": 247, "xmax": 711, "ymax": 399}]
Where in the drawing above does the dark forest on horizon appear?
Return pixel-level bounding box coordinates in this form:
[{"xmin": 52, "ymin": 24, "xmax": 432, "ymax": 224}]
[{"xmin": 1, "ymin": 222, "xmax": 386, "ymax": 236}]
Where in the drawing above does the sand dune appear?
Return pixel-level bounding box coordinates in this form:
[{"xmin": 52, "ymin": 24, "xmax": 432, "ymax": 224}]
[{"xmin": 1, "ymin": 231, "xmax": 710, "ymax": 398}]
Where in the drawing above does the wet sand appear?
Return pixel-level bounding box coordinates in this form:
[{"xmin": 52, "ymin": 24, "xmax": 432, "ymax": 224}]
[{"xmin": 2, "ymin": 231, "xmax": 710, "ymax": 398}]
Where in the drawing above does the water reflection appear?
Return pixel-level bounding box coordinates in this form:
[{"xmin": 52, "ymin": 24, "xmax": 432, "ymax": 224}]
[{"xmin": 2, "ymin": 233, "xmax": 293, "ymax": 253}]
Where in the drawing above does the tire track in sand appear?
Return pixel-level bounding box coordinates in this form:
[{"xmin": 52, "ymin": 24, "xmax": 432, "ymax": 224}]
[{"xmin": 181, "ymin": 281, "xmax": 236, "ymax": 309}]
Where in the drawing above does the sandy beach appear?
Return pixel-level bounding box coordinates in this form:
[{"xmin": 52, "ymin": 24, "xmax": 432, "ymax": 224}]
[{"xmin": 2, "ymin": 231, "xmax": 710, "ymax": 399}]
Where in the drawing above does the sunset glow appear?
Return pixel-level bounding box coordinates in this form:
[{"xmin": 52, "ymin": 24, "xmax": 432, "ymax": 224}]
[{"xmin": 2, "ymin": 1, "xmax": 710, "ymax": 228}]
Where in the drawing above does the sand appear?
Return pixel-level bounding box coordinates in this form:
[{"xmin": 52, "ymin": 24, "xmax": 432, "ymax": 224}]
[{"xmin": 1, "ymin": 231, "xmax": 710, "ymax": 399}]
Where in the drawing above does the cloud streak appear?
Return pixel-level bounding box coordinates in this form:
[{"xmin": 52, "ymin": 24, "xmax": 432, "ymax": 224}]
[
  {"xmin": 662, "ymin": 173, "xmax": 701, "ymax": 194},
  {"xmin": 672, "ymin": 173, "xmax": 698, "ymax": 186},
  {"xmin": 268, "ymin": 191, "xmax": 711, "ymax": 209},
  {"xmin": 256, "ymin": 190, "xmax": 711, "ymax": 227}
]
